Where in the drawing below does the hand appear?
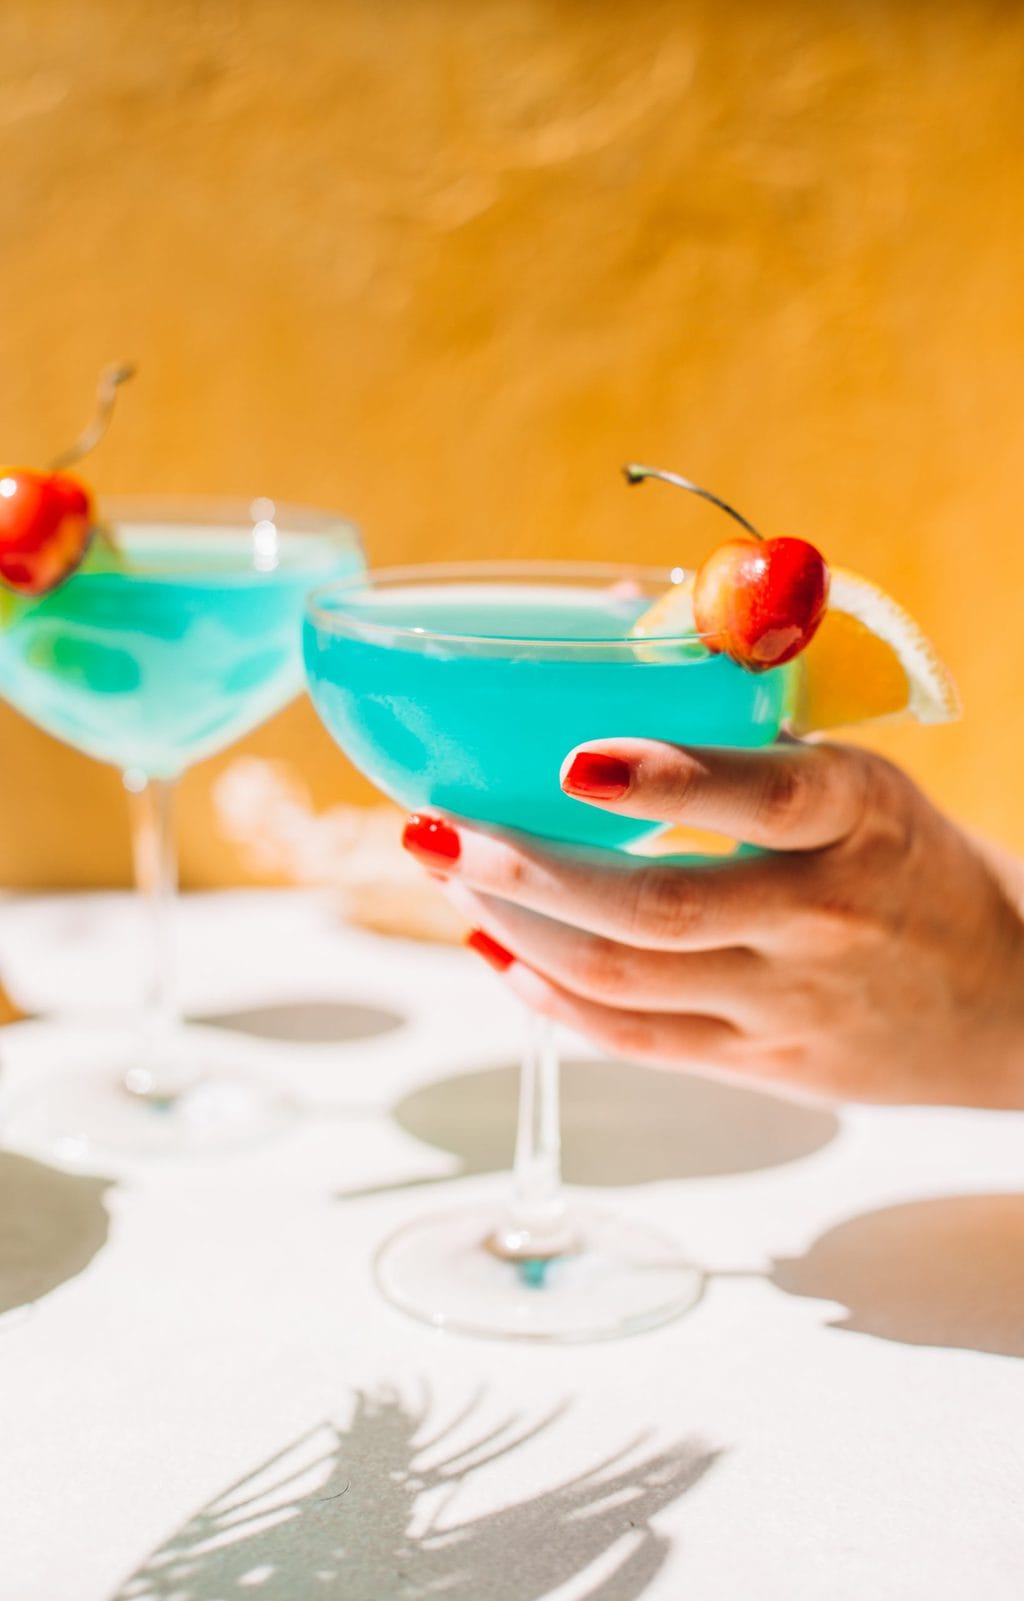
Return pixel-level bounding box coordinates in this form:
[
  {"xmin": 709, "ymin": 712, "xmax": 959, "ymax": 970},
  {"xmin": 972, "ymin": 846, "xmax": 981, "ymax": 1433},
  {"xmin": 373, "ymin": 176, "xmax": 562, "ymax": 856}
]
[{"xmin": 401, "ymin": 740, "xmax": 1024, "ymax": 1108}]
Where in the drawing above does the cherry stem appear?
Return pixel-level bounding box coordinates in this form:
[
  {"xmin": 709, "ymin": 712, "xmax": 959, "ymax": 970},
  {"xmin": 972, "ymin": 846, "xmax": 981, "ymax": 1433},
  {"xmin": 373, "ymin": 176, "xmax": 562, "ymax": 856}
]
[
  {"xmin": 48, "ymin": 362, "xmax": 136, "ymax": 473},
  {"xmin": 623, "ymin": 464, "xmax": 763, "ymax": 541}
]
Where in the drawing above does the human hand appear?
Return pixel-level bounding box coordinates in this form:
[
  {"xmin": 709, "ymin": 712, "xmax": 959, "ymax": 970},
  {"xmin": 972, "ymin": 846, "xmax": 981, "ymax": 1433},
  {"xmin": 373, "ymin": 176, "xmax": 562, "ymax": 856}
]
[{"xmin": 401, "ymin": 741, "xmax": 1024, "ymax": 1108}]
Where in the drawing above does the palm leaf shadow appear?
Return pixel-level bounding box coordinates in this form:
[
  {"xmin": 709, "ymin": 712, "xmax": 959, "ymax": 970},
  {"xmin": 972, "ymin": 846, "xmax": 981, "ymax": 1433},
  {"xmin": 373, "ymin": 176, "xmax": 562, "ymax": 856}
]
[{"xmin": 112, "ymin": 1387, "xmax": 718, "ymax": 1600}]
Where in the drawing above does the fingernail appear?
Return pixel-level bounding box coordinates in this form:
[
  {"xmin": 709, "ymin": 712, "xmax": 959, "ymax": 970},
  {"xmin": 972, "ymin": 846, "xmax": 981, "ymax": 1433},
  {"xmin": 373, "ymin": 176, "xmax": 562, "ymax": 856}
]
[
  {"xmin": 562, "ymin": 751, "xmax": 632, "ymax": 801},
  {"xmin": 466, "ymin": 928, "xmax": 516, "ymax": 972},
  {"xmin": 402, "ymin": 813, "xmax": 461, "ymax": 868}
]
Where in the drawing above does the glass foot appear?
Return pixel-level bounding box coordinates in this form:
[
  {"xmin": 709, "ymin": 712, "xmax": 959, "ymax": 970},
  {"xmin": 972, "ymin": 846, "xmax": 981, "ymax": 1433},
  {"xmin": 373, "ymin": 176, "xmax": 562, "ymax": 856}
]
[
  {"xmin": 375, "ymin": 1202, "xmax": 704, "ymax": 1342},
  {"xmin": 4, "ymin": 1067, "xmax": 296, "ymax": 1161}
]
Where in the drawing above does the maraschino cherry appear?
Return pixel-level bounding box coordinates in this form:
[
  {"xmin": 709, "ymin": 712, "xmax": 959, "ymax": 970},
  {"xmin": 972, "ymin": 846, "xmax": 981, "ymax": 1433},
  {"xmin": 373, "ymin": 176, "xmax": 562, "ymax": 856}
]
[
  {"xmin": 625, "ymin": 464, "xmax": 829, "ymax": 671},
  {"xmin": 0, "ymin": 363, "xmax": 134, "ymax": 596}
]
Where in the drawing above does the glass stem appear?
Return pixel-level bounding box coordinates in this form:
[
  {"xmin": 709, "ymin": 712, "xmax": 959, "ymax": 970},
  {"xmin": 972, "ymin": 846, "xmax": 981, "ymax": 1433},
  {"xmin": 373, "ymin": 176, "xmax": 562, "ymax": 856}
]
[
  {"xmin": 123, "ymin": 773, "xmax": 190, "ymax": 1102},
  {"xmin": 490, "ymin": 1012, "xmax": 579, "ymax": 1260}
]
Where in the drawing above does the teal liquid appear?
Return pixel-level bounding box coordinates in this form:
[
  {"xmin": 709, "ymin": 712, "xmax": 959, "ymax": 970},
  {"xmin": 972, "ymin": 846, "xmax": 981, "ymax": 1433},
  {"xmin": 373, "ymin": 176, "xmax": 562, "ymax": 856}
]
[
  {"xmin": 0, "ymin": 527, "xmax": 361, "ymax": 777},
  {"xmin": 304, "ymin": 582, "xmax": 788, "ymax": 850}
]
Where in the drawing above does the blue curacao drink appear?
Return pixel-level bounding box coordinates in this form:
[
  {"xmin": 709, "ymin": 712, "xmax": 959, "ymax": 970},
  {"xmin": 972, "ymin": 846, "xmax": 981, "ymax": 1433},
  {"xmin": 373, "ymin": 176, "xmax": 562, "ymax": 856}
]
[
  {"xmin": 304, "ymin": 565, "xmax": 788, "ymax": 852},
  {"xmin": 0, "ymin": 513, "xmax": 362, "ymax": 778},
  {"xmin": 304, "ymin": 562, "xmax": 788, "ymax": 1342}
]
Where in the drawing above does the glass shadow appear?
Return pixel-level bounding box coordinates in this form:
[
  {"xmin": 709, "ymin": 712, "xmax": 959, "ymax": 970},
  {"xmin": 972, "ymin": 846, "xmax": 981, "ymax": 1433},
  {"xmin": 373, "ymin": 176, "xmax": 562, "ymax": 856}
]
[
  {"xmin": 771, "ymin": 1192, "xmax": 1024, "ymax": 1359},
  {"xmin": 0, "ymin": 1150, "xmax": 112, "ymax": 1317},
  {"xmin": 339, "ymin": 1057, "xmax": 839, "ymax": 1198},
  {"xmin": 195, "ymin": 1000, "xmax": 405, "ymax": 1045}
]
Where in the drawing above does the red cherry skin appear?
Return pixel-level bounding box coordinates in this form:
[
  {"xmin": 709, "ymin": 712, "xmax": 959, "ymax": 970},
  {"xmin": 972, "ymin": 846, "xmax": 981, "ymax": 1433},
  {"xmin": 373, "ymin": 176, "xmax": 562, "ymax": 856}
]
[
  {"xmin": 693, "ymin": 535, "xmax": 830, "ymax": 670},
  {"xmin": 0, "ymin": 467, "xmax": 94, "ymax": 595}
]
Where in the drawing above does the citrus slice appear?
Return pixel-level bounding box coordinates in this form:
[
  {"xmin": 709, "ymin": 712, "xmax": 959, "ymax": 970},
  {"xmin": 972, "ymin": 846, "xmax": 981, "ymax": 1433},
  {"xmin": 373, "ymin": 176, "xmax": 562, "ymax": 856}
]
[
  {"xmin": 630, "ymin": 566, "xmax": 959, "ymax": 731},
  {"xmin": 627, "ymin": 575, "xmax": 707, "ymax": 661},
  {"xmin": 630, "ymin": 574, "xmax": 697, "ymax": 638},
  {"xmin": 790, "ymin": 568, "xmax": 959, "ymax": 732}
]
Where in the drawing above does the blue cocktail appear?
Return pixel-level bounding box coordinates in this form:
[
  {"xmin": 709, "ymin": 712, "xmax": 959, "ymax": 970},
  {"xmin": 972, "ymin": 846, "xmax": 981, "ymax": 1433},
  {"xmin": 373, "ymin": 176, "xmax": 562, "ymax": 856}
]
[
  {"xmin": 1, "ymin": 498, "xmax": 362, "ymax": 1156},
  {"xmin": 0, "ymin": 516, "xmax": 356, "ymax": 777},
  {"xmin": 305, "ymin": 563, "xmax": 788, "ymax": 1339},
  {"xmin": 305, "ymin": 565, "xmax": 785, "ymax": 847}
]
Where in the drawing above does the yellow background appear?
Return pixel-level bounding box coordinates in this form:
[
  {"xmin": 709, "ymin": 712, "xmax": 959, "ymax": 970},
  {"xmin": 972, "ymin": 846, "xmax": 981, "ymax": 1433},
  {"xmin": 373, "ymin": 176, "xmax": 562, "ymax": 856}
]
[{"xmin": 1, "ymin": 0, "xmax": 1022, "ymax": 887}]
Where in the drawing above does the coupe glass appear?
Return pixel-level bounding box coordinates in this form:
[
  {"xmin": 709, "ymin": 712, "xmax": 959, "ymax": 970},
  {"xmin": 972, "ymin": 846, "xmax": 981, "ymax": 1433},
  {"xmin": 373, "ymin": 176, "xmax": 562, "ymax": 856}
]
[
  {"xmin": 304, "ymin": 562, "xmax": 788, "ymax": 1340},
  {"xmin": 0, "ymin": 497, "xmax": 363, "ymax": 1157}
]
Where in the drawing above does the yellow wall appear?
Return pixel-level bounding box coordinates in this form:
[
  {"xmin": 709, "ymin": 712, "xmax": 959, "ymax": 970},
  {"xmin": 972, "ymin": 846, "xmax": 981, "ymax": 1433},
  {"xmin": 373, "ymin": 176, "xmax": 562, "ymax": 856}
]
[{"xmin": 2, "ymin": 0, "xmax": 1023, "ymax": 886}]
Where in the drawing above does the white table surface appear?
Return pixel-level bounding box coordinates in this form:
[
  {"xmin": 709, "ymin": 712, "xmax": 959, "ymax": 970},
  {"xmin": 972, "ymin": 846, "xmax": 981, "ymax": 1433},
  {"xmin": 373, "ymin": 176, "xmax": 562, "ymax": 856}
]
[{"xmin": 1, "ymin": 888, "xmax": 1022, "ymax": 1601}]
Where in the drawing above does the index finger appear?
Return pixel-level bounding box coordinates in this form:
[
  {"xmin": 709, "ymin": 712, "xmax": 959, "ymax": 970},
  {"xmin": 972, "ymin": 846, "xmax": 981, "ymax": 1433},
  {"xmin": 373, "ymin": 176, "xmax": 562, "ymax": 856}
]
[{"xmin": 560, "ymin": 737, "xmax": 872, "ymax": 852}]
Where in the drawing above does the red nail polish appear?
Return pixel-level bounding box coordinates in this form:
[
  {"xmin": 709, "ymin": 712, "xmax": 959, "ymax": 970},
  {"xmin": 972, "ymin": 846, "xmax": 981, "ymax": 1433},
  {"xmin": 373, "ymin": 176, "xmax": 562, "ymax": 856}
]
[
  {"xmin": 401, "ymin": 812, "xmax": 461, "ymax": 868},
  {"xmin": 562, "ymin": 751, "xmax": 631, "ymax": 801},
  {"xmin": 466, "ymin": 928, "xmax": 516, "ymax": 972}
]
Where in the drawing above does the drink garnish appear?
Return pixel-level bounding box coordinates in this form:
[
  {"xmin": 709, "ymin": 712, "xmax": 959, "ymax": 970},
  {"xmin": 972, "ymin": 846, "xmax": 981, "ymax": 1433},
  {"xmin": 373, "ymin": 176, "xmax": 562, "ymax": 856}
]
[
  {"xmin": 625, "ymin": 463, "xmax": 958, "ymax": 728},
  {"xmin": 625, "ymin": 464, "xmax": 829, "ymax": 670},
  {"xmin": 788, "ymin": 567, "xmax": 959, "ymax": 730},
  {"xmin": 0, "ymin": 362, "xmax": 134, "ymax": 599}
]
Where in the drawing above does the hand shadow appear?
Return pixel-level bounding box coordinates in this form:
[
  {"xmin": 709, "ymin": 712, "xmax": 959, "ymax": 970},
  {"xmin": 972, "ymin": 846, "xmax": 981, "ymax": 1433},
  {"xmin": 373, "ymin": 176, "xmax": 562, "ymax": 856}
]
[
  {"xmin": 770, "ymin": 1192, "xmax": 1024, "ymax": 1358},
  {"xmin": 111, "ymin": 1388, "xmax": 718, "ymax": 1601},
  {"xmin": 193, "ymin": 1001, "xmax": 405, "ymax": 1045},
  {"xmin": 0, "ymin": 1150, "xmax": 112, "ymax": 1318},
  {"xmin": 339, "ymin": 1058, "xmax": 838, "ymax": 1198}
]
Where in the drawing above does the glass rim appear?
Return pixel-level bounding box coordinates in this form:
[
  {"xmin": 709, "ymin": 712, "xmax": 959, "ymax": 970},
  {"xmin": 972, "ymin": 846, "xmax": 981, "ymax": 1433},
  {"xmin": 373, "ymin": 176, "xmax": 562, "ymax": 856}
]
[
  {"xmin": 97, "ymin": 494, "xmax": 362, "ymax": 541},
  {"xmin": 304, "ymin": 560, "xmax": 708, "ymax": 651}
]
